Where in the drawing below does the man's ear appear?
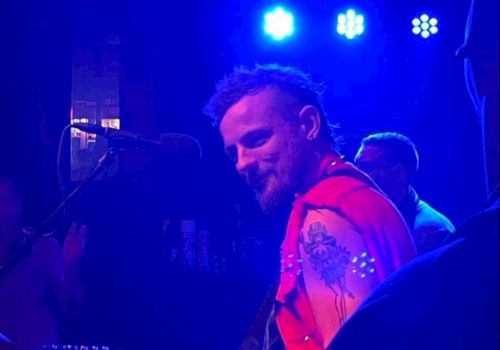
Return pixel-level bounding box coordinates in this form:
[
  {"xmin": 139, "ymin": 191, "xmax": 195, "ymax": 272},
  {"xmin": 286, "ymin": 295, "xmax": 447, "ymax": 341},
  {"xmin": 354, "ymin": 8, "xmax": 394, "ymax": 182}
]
[
  {"xmin": 298, "ymin": 105, "xmax": 322, "ymax": 140},
  {"xmin": 392, "ymin": 164, "xmax": 412, "ymax": 183}
]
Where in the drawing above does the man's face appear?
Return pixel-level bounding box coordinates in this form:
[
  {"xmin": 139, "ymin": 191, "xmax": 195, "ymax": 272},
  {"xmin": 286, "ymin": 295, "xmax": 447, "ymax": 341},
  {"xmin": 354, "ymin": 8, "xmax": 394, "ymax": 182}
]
[
  {"xmin": 220, "ymin": 87, "xmax": 309, "ymax": 213},
  {"xmin": 0, "ymin": 179, "xmax": 22, "ymax": 233},
  {"xmin": 354, "ymin": 144, "xmax": 395, "ymax": 195},
  {"xmin": 465, "ymin": 49, "xmax": 499, "ymax": 98},
  {"xmin": 461, "ymin": 39, "xmax": 499, "ymax": 193}
]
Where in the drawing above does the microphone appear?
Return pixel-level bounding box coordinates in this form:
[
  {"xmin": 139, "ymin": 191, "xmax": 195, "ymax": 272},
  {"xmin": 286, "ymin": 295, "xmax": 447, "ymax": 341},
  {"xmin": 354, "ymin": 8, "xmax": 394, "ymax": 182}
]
[
  {"xmin": 72, "ymin": 123, "xmax": 159, "ymax": 146},
  {"xmin": 71, "ymin": 123, "xmax": 202, "ymax": 159}
]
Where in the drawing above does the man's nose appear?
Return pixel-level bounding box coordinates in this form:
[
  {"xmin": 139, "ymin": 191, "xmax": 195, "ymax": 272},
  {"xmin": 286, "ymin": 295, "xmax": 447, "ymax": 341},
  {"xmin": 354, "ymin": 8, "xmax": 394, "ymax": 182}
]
[{"xmin": 235, "ymin": 148, "xmax": 258, "ymax": 175}]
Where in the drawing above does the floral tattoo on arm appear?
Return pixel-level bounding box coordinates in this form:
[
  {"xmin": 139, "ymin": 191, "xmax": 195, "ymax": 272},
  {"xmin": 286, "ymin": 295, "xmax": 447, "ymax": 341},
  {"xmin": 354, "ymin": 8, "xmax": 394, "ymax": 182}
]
[{"xmin": 301, "ymin": 221, "xmax": 354, "ymax": 325}]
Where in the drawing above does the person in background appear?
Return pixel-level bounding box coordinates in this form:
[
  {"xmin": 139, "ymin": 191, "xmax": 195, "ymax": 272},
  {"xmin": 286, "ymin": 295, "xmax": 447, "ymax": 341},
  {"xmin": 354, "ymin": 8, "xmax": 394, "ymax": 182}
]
[
  {"xmin": 354, "ymin": 132, "xmax": 455, "ymax": 254},
  {"xmin": 0, "ymin": 172, "xmax": 87, "ymax": 350},
  {"xmin": 456, "ymin": 0, "xmax": 499, "ymax": 198}
]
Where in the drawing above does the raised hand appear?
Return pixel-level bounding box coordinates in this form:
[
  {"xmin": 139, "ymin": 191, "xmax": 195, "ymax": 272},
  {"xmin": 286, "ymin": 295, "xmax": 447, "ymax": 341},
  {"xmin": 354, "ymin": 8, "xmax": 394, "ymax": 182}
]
[{"xmin": 63, "ymin": 222, "xmax": 87, "ymax": 266}]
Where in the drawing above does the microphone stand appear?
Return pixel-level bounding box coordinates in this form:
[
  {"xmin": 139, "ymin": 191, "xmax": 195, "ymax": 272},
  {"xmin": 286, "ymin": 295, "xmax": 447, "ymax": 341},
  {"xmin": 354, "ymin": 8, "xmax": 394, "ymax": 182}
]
[{"xmin": 0, "ymin": 148, "xmax": 119, "ymax": 282}]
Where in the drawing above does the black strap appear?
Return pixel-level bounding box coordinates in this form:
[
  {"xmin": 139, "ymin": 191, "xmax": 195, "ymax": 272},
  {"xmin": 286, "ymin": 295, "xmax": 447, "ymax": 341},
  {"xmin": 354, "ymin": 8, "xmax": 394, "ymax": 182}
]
[{"xmin": 239, "ymin": 273, "xmax": 280, "ymax": 350}]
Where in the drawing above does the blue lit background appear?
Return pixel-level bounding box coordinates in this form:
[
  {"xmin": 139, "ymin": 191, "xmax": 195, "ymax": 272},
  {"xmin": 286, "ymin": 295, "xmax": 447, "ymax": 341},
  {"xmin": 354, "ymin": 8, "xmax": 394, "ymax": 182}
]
[{"xmin": 0, "ymin": 0, "xmax": 488, "ymax": 348}]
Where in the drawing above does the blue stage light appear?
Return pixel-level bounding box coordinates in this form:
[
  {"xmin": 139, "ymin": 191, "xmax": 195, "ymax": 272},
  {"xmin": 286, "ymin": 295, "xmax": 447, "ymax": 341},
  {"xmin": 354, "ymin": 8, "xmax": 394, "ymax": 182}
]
[
  {"xmin": 412, "ymin": 14, "xmax": 439, "ymax": 39},
  {"xmin": 263, "ymin": 6, "xmax": 295, "ymax": 41},
  {"xmin": 336, "ymin": 9, "xmax": 365, "ymax": 39}
]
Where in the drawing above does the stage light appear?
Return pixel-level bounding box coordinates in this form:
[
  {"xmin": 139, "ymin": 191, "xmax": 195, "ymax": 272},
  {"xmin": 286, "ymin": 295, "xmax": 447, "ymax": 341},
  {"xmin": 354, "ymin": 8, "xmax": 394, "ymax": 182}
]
[
  {"xmin": 263, "ymin": 6, "xmax": 295, "ymax": 41},
  {"xmin": 412, "ymin": 14, "xmax": 439, "ymax": 39},
  {"xmin": 336, "ymin": 9, "xmax": 365, "ymax": 39}
]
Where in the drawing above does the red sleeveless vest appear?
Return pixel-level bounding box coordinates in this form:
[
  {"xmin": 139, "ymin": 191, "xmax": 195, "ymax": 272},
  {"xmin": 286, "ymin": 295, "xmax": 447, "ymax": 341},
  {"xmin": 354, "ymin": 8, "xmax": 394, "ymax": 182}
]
[{"xmin": 275, "ymin": 155, "xmax": 416, "ymax": 349}]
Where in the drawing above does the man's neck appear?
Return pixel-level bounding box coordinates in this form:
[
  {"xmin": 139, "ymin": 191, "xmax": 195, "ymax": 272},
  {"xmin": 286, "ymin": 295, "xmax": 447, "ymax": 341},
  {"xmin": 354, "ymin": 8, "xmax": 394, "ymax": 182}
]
[
  {"xmin": 299, "ymin": 146, "xmax": 342, "ymax": 195},
  {"xmin": 394, "ymin": 186, "xmax": 415, "ymax": 209}
]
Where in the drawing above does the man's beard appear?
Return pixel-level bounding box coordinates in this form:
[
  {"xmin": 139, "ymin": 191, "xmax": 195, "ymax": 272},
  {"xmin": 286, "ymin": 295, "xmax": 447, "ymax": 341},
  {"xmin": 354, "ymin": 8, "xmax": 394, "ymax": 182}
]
[
  {"xmin": 255, "ymin": 156, "xmax": 308, "ymax": 214},
  {"xmin": 256, "ymin": 184, "xmax": 295, "ymax": 214}
]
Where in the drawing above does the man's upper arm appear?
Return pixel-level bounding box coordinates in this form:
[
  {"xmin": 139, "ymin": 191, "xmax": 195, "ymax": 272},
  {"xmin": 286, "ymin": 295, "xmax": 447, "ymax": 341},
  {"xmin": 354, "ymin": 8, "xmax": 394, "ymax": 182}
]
[{"xmin": 299, "ymin": 208, "xmax": 380, "ymax": 347}]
